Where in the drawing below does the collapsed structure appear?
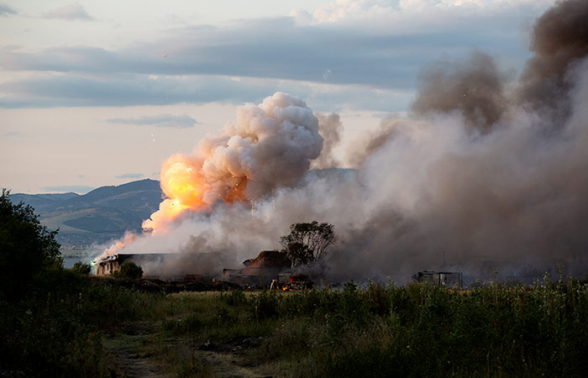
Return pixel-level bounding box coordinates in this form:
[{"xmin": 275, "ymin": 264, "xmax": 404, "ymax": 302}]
[{"xmin": 222, "ymin": 250, "xmax": 291, "ymax": 287}]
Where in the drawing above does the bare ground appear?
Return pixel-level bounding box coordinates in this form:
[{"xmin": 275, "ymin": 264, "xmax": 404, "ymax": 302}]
[
  {"xmin": 202, "ymin": 351, "xmax": 272, "ymax": 378},
  {"xmin": 103, "ymin": 322, "xmax": 169, "ymax": 378},
  {"xmin": 103, "ymin": 322, "xmax": 271, "ymax": 378}
]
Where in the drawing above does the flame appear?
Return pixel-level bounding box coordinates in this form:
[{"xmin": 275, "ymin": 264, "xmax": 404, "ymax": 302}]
[
  {"xmin": 94, "ymin": 231, "xmax": 138, "ymax": 263},
  {"xmin": 142, "ymin": 153, "xmax": 250, "ymax": 234}
]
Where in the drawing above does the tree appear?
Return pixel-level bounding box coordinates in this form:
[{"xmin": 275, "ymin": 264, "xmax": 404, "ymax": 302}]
[
  {"xmin": 118, "ymin": 261, "xmax": 143, "ymax": 279},
  {"xmin": 0, "ymin": 189, "xmax": 62, "ymax": 301},
  {"xmin": 280, "ymin": 221, "xmax": 336, "ymax": 267},
  {"xmin": 72, "ymin": 261, "xmax": 92, "ymax": 275}
]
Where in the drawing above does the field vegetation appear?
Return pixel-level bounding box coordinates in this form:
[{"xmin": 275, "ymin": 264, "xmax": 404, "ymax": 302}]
[
  {"xmin": 2, "ymin": 274, "xmax": 588, "ymax": 377},
  {"xmin": 2, "ymin": 191, "xmax": 588, "ymax": 377}
]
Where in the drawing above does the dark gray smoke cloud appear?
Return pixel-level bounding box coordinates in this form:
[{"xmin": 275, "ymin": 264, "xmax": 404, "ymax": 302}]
[
  {"xmin": 517, "ymin": 0, "xmax": 588, "ymax": 120},
  {"xmin": 326, "ymin": 0, "xmax": 588, "ymax": 282},
  {"xmin": 412, "ymin": 51, "xmax": 507, "ymax": 133},
  {"xmin": 111, "ymin": 0, "xmax": 588, "ymax": 284}
]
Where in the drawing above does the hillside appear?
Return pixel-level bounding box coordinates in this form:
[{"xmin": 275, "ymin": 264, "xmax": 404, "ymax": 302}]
[{"xmin": 12, "ymin": 179, "xmax": 163, "ymax": 250}]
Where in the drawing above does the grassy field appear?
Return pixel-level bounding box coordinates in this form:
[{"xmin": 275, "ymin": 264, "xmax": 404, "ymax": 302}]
[{"xmin": 2, "ymin": 273, "xmax": 588, "ymax": 377}]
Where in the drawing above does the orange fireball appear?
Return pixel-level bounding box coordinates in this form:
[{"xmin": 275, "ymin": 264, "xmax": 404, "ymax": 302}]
[{"xmin": 142, "ymin": 153, "xmax": 251, "ymax": 233}]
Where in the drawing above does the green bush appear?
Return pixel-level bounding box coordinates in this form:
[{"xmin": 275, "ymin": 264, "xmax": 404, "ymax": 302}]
[
  {"xmin": 118, "ymin": 261, "xmax": 143, "ymax": 279},
  {"xmin": 72, "ymin": 261, "xmax": 92, "ymax": 275},
  {"xmin": 0, "ymin": 189, "xmax": 62, "ymax": 301}
]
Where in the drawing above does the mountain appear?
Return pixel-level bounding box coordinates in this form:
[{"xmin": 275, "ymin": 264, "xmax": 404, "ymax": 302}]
[
  {"xmin": 12, "ymin": 179, "xmax": 163, "ymax": 250},
  {"xmin": 10, "ymin": 192, "xmax": 80, "ymax": 212}
]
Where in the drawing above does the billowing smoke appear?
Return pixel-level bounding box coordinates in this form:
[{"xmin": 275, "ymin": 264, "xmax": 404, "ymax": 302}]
[
  {"xmin": 311, "ymin": 113, "xmax": 343, "ymax": 169},
  {"xmin": 97, "ymin": 93, "xmax": 323, "ymax": 261},
  {"xmin": 517, "ymin": 0, "xmax": 588, "ymax": 119},
  {"xmin": 412, "ymin": 51, "xmax": 508, "ymax": 133},
  {"xmin": 142, "ymin": 92, "xmax": 323, "ymax": 232},
  {"xmin": 101, "ymin": 0, "xmax": 588, "ymax": 283},
  {"xmin": 348, "ymin": 116, "xmax": 409, "ymax": 167}
]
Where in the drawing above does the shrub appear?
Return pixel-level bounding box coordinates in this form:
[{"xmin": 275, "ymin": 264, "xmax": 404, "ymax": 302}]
[
  {"xmin": 118, "ymin": 261, "xmax": 143, "ymax": 279},
  {"xmin": 0, "ymin": 189, "xmax": 61, "ymax": 301},
  {"xmin": 72, "ymin": 261, "xmax": 92, "ymax": 275}
]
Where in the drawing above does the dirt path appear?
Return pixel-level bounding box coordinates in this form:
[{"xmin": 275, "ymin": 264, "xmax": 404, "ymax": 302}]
[
  {"xmin": 104, "ymin": 322, "xmax": 272, "ymax": 378},
  {"xmin": 108, "ymin": 344, "xmax": 165, "ymax": 378},
  {"xmin": 103, "ymin": 322, "xmax": 169, "ymax": 378},
  {"xmin": 201, "ymin": 351, "xmax": 272, "ymax": 378}
]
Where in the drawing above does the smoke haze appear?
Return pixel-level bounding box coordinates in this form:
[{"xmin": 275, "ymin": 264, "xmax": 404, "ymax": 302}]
[
  {"xmin": 311, "ymin": 113, "xmax": 343, "ymax": 169},
  {"xmin": 104, "ymin": 0, "xmax": 588, "ymax": 283}
]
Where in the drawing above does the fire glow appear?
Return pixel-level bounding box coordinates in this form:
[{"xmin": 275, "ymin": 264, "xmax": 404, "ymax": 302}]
[{"xmin": 142, "ymin": 155, "xmax": 250, "ymax": 234}]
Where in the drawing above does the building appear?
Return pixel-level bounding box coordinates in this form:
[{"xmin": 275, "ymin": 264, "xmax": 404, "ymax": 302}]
[
  {"xmin": 222, "ymin": 250, "xmax": 291, "ymax": 287},
  {"xmin": 95, "ymin": 253, "xmax": 202, "ymax": 282},
  {"xmin": 414, "ymin": 270, "xmax": 463, "ymax": 289}
]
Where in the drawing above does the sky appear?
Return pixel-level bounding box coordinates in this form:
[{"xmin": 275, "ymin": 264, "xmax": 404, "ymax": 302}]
[{"xmin": 0, "ymin": 0, "xmax": 557, "ymax": 194}]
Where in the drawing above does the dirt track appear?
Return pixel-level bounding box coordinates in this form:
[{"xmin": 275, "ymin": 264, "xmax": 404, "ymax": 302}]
[
  {"xmin": 104, "ymin": 322, "xmax": 271, "ymax": 378},
  {"xmin": 103, "ymin": 323, "xmax": 167, "ymax": 378},
  {"xmin": 203, "ymin": 351, "xmax": 271, "ymax": 378}
]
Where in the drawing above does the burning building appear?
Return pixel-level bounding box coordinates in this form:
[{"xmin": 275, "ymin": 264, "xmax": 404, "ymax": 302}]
[
  {"xmin": 95, "ymin": 253, "xmax": 203, "ymax": 282},
  {"xmin": 222, "ymin": 250, "xmax": 291, "ymax": 287}
]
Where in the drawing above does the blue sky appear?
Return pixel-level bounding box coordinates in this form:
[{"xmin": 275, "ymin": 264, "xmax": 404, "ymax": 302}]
[{"xmin": 0, "ymin": 0, "xmax": 555, "ymax": 193}]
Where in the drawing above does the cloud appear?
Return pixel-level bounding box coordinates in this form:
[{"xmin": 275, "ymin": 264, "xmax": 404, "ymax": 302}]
[
  {"xmin": 0, "ymin": 74, "xmax": 275, "ymax": 108},
  {"xmin": 2, "ymin": 131, "xmax": 20, "ymax": 137},
  {"xmin": 0, "ymin": 10, "xmax": 534, "ymax": 90},
  {"xmin": 0, "ymin": 3, "xmax": 16, "ymax": 16},
  {"xmin": 107, "ymin": 114, "xmax": 200, "ymax": 128},
  {"xmin": 0, "ymin": 2, "xmax": 553, "ymax": 109},
  {"xmin": 115, "ymin": 173, "xmax": 145, "ymax": 179},
  {"xmin": 44, "ymin": 3, "xmax": 93, "ymax": 21},
  {"xmin": 41, "ymin": 185, "xmax": 95, "ymax": 194},
  {"xmin": 303, "ymin": 0, "xmax": 556, "ymax": 24},
  {"xmin": 0, "ymin": 72, "xmax": 413, "ymax": 111},
  {"xmin": 0, "ymin": 28, "xmax": 424, "ymax": 89}
]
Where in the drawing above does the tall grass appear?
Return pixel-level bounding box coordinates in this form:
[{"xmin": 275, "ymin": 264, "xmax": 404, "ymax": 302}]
[
  {"xmin": 207, "ymin": 278, "xmax": 588, "ymax": 377},
  {"xmin": 0, "ymin": 272, "xmax": 165, "ymax": 377},
  {"xmin": 2, "ymin": 272, "xmax": 588, "ymax": 377}
]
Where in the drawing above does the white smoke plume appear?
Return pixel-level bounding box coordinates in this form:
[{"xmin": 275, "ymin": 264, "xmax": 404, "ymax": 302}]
[{"xmin": 102, "ymin": 0, "xmax": 588, "ymax": 284}]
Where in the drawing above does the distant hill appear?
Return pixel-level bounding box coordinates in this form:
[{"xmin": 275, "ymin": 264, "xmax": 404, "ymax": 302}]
[{"xmin": 12, "ymin": 179, "xmax": 163, "ymax": 250}]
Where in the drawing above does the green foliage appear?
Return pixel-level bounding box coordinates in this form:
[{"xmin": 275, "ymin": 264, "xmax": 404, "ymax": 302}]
[
  {"xmin": 0, "ymin": 189, "xmax": 62, "ymax": 301},
  {"xmin": 204, "ymin": 280, "xmax": 588, "ymax": 377},
  {"xmin": 250, "ymin": 290, "xmax": 280, "ymax": 320},
  {"xmin": 0, "ymin": 272, "xmax": 170, "ymax": 377},
  {"xmin": 118, "ymin": 261, "xmax": 143, "ymax": 279},
  {"xmin": 280, "ymin": 221, "xmax": 336, "ymax": 267},
  {"xmin": 220, "ymin": 289, "xmax": 247, "ymax": 306},
  {"xmin": 72, "ymin": 261, "xmax": 92, "ymax": 274}
]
